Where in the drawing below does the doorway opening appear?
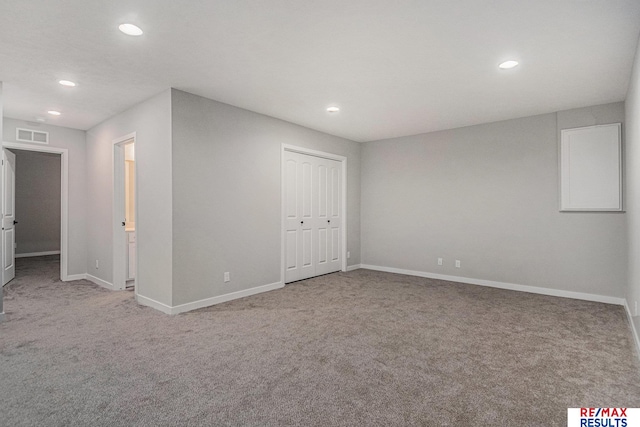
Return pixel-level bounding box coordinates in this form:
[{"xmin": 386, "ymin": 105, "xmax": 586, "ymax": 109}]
[
  {"xmin": 1, "ymin": 142, "xmax": 69, "ymax": 286},
  {"xmin": 113, "ymin": 134, "xmax": 137, "ymax": 292}
]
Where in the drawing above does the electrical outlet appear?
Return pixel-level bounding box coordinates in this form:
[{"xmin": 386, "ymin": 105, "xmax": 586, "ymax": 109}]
[
  {"xmin": 347, "ymin": 251, "xmax": 351, "ymax": 259},
  {"xmin": 224, "ymin": 272, "xmax": 230, "ymax": 282},
  {"xmin": 95, "ymin": 260, "xmax": 99, "ymax": 269},
  {"xmin": 437, "ymin": 258, "xmax": 443, "ymax": 266},
  {"xmin": 455, "ymin": 260, "xmax": 461, "ymax": 268}
]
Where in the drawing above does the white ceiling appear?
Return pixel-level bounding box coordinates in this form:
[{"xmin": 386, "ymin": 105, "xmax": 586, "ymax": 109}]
[{"xmin": 1, "ymin": 0, "xmax": 639, "ymax": 142}]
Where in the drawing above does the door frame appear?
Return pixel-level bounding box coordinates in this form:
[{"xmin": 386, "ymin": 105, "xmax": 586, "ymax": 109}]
[
  {"xmin": 281, "ymin": 144, "xmax": 347, "ymax": 284},
  {"xmin": 1, "ymin": 141, "xmax": 70, "ymax": 281},
  {"xmin": 112, "ymin": 132, "xmax": 137, "ymax": 292}
]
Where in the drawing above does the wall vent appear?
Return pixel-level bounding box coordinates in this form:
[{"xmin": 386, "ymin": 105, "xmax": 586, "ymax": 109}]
[{"xmin": 16, "ymin": 128, "xmax": 49, "ymax": 144}]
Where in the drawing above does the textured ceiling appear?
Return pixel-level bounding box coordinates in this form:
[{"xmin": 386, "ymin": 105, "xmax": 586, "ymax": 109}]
[{"xmin": 1, "ymin": 0, "xmax": 639, "ymax": 142}]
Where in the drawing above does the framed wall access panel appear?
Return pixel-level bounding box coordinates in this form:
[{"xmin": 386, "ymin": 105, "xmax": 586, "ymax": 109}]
[{"xmin": 560, "ymin": 123, "xmax": 622, "ymax": 212}]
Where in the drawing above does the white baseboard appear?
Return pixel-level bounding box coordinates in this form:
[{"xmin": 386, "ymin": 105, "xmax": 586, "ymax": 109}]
[
  {"xmin": 346, "ymin": 264, "xmax": 361, "ymax": 272},
  {"xmin": 360, "ymin": 264, "xmax": 625, "ymax": 306},
  {"xmin": 15, "ymin": 250, "xmax": 61, "ymax": 258},
  {"xmin": 170, "ymin": 281, "xmax": 284, "ymax": 315},
  {"xmin": 136, "ymin": 281, "xmax": 284, "ymax": 315},
  {"xmin": 64, "ymin": 273, "xmax": 86, "ymax": 281},
  {"xmin": 58, "ymin": 274, "xmax": 283, "ymax": 315},
  {"xmin": 136, "ymin": 294, "xmax": 173, "ymax": 315},
  {"xmin": 85, "ymin": 274, "xmax": 115, "ymax": 291},
  {"xmin": 624, "ymin": 299, "xmax": 640, "ymax": 359}
]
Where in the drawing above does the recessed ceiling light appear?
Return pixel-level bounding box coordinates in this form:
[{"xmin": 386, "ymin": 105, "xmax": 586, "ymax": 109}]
[
  {"xmin": 59, "ymin": 80, "xmax": 76, "ymax": 87},
  {"xmin": 118, "ymin": 23, "xmax": 143, "ymax": 36},
  {"xmin": 327, "ymin": 106, "xmax": 340, "ymax": 113},
  {"xmin": 35, "ymin": 117, "xmax": 46, "ymax": 123},
  {"xmin": 499, "ymin": 60, "xmax": 519, "ymax": 69},
  {"xmin": 47, "ymin": 110, "xmax": 61, "ymax": 116}
]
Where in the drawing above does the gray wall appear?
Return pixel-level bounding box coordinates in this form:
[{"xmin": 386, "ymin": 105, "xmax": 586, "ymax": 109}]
[
  {"xmin": 1, "ymin": 82, "xmax": 3, "ymax": 318},
  {"xmin": 86, "ymin": 89, "xmax": 173, "ymax": 306},
  {"xmin": 626, "ymin": 36, "xmax": 640, "ymax": 337},
  {"xmin": 3, "ymin": 118, "xmax": 87, "ymax": 276},
  {"xmin": 171, "ymin": 89, "xmax": 361, "ymax": 306},
  {"xmin": 361, "ymin": 102, "xmax": 626, "ymax": 298},
  {"xmin": 85, "ymin": 88, "xmax": 360, "ymax": 308},
  {"xmin": 14, "ymin": 150, "xmax": 61, "ymax": 255}
]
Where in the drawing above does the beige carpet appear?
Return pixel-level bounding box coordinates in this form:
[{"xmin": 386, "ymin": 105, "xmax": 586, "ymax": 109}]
[{"xmin": 1, "ymin": 255, "xmax": 639, "ymax": 426}]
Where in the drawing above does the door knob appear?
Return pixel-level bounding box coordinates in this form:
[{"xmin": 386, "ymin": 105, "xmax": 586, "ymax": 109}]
[
  {"xmin": 122, "ymin": 221, "xmax": 126, "ymax": 226},
  {"xmin": 13, "ymin": 220, "xmax": 18, "ymax": 225},
  {"xmin": 300, "ymin": 221, "xmax": 304, "ymax": 224}
]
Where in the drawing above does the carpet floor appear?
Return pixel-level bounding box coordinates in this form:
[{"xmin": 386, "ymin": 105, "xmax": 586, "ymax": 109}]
[{"xmin": 1, "ymin": 255, "xmax": 639, "ymax": 426}]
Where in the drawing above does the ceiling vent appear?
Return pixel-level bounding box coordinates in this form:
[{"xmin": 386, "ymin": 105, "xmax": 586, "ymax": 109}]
[{"xmin": 16, "ymin": 128, "xmax": 49, "ymax": 144}]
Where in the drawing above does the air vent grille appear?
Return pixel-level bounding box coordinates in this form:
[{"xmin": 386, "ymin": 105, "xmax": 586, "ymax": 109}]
[{"xmin": 16, "ymin": 128, "xmax": 49, "ymax": 144}]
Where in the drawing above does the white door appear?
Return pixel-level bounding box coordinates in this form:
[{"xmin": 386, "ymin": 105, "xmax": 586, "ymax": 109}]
[
  {"xmin": 2, "ymin": 149, "xmax": 16, "ymax": 285},
  {"xmin": 284, "ymin": 150, "xmax": 342, "ymax": 283},
  {"xmin": 284, "ymin": 152, "xmax": 314, "ymax": 283},
  {"xmin": 314, "ymin": 159, "xmax": 342, "ymax": 276}
]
